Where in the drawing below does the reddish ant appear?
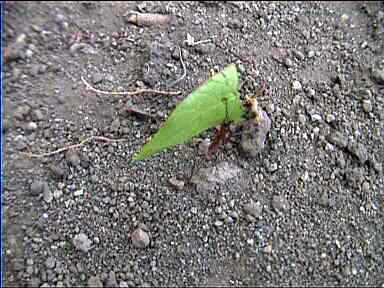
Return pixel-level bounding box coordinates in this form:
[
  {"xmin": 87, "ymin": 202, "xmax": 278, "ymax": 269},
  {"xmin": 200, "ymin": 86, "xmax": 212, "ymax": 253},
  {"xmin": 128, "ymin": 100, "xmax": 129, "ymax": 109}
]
[{"xmin": 205, "ymin": 96, "xmax": 231, "ymax": 160}]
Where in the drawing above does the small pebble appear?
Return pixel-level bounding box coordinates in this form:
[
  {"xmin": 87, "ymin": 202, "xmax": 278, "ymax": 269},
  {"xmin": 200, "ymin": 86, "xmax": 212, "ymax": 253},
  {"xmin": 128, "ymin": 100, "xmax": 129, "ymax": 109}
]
[
  {"xmin": 26, "ymin": 122, "xmax": 38, "ymax": 132},
  {"xmin": 244, "ymin": 201, "xmax": 263, "ymax": 218},
  {"xmin": 43, "ymin": 182, "xmax": 53, "ymax": 203},
  {"xmin": 308, "ymin": 50, "xmax": 315, "ymax": 58},
  {"xmin": 17, "ymin": 137, "xmax": 29, "ymax": 152},
  {"xmin": 45, "ymin": 257, "xmax": 56, "ymax": 269},
  {"xmin": 292, "ymin": 80, "xmax": 302, "ymax": 91},
  {"xmin": 371, "ymin": 68, "xmax": 384, "ymax": 85},
  {"xmin": 30, "ymin": 181, "xmax": 44, "ymax": 196},
  {"xmin": 31, "ymin": 109, "xmax": 44, "ymax": 121},
  {"xmin": 325, "ymin": 114, "xmax": 335, "ymax": 123},
  {"xmin": 131, "ymin": 228, "xmax": 150, "ymax": 248},
  {"xmin": 298, "ymin": 114, "xmax": 306, "ymax": 124},
  {"xmin": 73, "ymin": 189, "xmax": 84, "ymax": 197},
  {"xmin": 311, "ymin": 114, "xmax": 322, "ymax": 122},
  {"xmin": 73, "ymin": 233, "xmax": 92, "ymax": 252},
  {"xmin": 362, "ymin": 99, "xmax": 372, "ymax": 113},
  {"xmin": 285, "ymin": 58, "xmax": 293, "ymax": 68},
  {"xmin": 65, "ymin": 151, "xmax": 81, "ymax": 167},
  {"xmin": 88, "ymin": 276, "xmax": 103, "ymax": 288},
  {"xmin": 214, "ymin": 220, "xmax": 223, "ymax": 227},
  {"xmin": 293, "ymin": 50, "xmax": 305, "ymax": 60},
  {"xmin": 327, "ymin": 131, "xmax": 348, "ymax": 148},
  {"xmin": 92, "ymin": 73, "xmax": 103, "ymax": 84},
  {"xmin": 263, "ymin": 244, "xmax": 273, "ymax": 254},
  {"xmin": 272, "ymin": 195, "xmax": 290, "ymax": 212},
  {"xmin": 168, "ymin": 177, "xmax": 185, "ymax": 191},
  {"xmin": 105, "ymin": 271, "xmax": 118, "ymax": 288}
]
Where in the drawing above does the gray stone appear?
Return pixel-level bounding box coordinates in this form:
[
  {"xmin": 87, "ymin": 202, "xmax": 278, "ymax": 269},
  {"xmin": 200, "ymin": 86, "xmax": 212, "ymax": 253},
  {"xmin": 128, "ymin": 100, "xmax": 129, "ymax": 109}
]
[
  {"xmin": 267, "ymin": 162, "xmax": 278, "ymax": 173},
  {"xmin": 31, "ymin": 181, "xmax": 44, "ymax": 196},
  {"xmin": 371, "ymin": 68, "xmax": 384, "ymax": 85},
  {"xmin": 45, "ymin": 257, "xmax": 56, "ymax": 269},
  {"xmin": 14, "ymin": 105, "xmax": 31, "ymax": 121},
  {"xmin": 43, "ymin": 182, "xmax": 53, "ymax": 203},
  {"xmin": 195, "ymin": 43, "xmax": 216, "ymax": 55},
  {"xmin": 92, "ymin": 73, "xmax": 103, "ymax": 84},
  {"xmin": 131, "ymin": 228, "xmax": 150, "ymax": 248},
  {"xmin": 243, "ymin": 201, "xmax": 263, "ymax": 218},
  {"xmin": 119, "ymin": 281, "xmax": 129, "ymax": 288},
  {"xmin": 298, "ymin": 114, "xmax": 306, "ymax": 124},
  {"xmin": 105, "ymin": 271, "xmax": 118, "ymax": 288},
  {"xmin": 15, "ymin": 135, "xmax": 27, "ymax": 151},
  {"xmin": 240, "ymin": 110, "xmax": 271, "ymax": 158},
  {"xmin": 70, "ymin": 43, "xmax": 97, "ymax": 55},
  {"xmin": 142, "ymin": 40, "xmax": 173, "ymax": 87},
  {"xmin": 319, "ymin": 192, "xmax": 329, "ymax": 207},
  {"xmin": 88, "ymin": 276, "xmax": 103, "ymax": 288},
  {"xmin": 26, "ymin": 122, "xmax": 38, "ymax": 132},
  {"xmin": 31, "ymin": 109, "xmax": 44, "ymax": 121},
  {"xmin": 50, "ymin": 164, "xmax": 67, "ymax": 180},
  {"xmin": 361, "ymin": 181, "xmax": 370, "ymax": 194},
  {"xmin": 272, "ymin": 195, "xmax": 290, "ymax": 212},
  {"xmin": 284, "ymin": 58, "xmax": 293, "ymax": 67},
  {"xmin": 111, "ymin": 118, "xmax": 120, "ymax": 133},
  {"xmin": 327, "ymin": 131, "xmax": 348, "ymax": 148},
  {"xmin": 191, "ymin": 161, "xmax": 241, "ymax": 192},
  {"xmin": 293, "ymin": 50, "xmax": 305, "ymax": 60},
  {"xmin": 369, "ymin": 157, "xmax": 382, "ymax": 173},
  {"xmin": 263, "ymin": 243, "xmax": 273, "ymax": 254},
  {"xmin": 362, "ymin": 99, "xmax": 372, "ymax": 113},
  {"xmin": 26, "ymin": 266, "xmax": 34, "ymax": 275},
  {"xmin": 347, "ymin": 142, "xmax": 368, "ymax": 164},
  {"xmin": 292, "ymin": 80, "xmax": 302, "ymax": 91},
  {"xmin": 325, "ymin": 114, "xmax": 336, "ymax": 123},
  {"xmin": 214, "ymin": 220, "xmax": 224, "ymax": 227},
  {"xmin": 168, "ymin": 177, "xmax": 185, "ymax": 191},
  {"xmin": 228, "ymin": 18, "xmax": 243, "ymax": 29},
  {"xmin": 65, "ymin": 151, "xmax": 81, "ymax": 167},
  {"xmin": 307, "ymin": 50, "xmax": 315, "ymax": 58},
  {"xmin": 73, "ymin": 233, "xmax": 92, "ymax": 252},
  {"xmin": 73, "ymin": 189, "xmax": 84, "ymax": 197},
  {"xmin": 311, "ymin": 114, "xmax": 322, "ymax": 122}
]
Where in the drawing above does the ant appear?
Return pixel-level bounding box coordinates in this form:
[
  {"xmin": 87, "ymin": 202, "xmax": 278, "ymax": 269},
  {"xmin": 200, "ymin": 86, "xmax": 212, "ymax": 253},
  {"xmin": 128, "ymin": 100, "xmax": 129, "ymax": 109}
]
[
  {"xmin": 205, "ymin": 96, "xmax": 231, "ymax": 160},
  {"xmin": 206, "ymin": 79, "xmax": 268, "ymax": 160}
]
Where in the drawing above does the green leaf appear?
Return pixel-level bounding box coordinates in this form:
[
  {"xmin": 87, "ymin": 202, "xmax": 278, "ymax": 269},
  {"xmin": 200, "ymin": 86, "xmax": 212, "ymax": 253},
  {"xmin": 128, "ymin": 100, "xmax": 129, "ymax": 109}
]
[{"xmin": 132, "ymin": 64, "xmax": 245, "ymax": 161}]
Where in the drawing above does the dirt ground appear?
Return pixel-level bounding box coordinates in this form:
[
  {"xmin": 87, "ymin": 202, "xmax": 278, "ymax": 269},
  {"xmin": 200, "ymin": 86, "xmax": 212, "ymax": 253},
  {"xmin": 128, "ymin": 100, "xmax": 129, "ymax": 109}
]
[{"xmin": 2, "ymin": 1, "xmax": 384, "ymax": 287}]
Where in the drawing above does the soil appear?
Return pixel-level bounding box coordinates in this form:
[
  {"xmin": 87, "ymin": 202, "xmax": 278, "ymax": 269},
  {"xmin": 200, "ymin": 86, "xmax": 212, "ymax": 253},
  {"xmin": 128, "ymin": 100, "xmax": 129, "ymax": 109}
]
[{"xmin": 2, "ymin": 1, "xmax": 384, "ymax": 287}]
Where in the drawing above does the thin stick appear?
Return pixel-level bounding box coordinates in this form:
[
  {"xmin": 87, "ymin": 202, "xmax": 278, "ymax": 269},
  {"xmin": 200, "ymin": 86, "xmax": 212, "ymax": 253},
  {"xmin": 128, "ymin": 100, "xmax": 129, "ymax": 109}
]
[
  {"xmin": 22, "ymin": 136, "xmax": 125, "ymax": 159},
  {"xmin": 81, "ymin": 76, "xmax": 181, "ymax": 96},
  {"xmin": 169, "ymin": 45, "xmax": 186, "ymax": 88},
  {"xmin": 190, "ymin": 39, "xmax": 212, "ymax": 46}
]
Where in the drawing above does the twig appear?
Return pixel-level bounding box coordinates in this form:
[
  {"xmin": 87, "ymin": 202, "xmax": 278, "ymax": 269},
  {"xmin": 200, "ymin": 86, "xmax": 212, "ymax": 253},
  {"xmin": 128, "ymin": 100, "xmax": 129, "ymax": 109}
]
[
  {"xmin": 190, "ymin": 39, "xmax": 212, "ymax": 46},
  {"xmin": 81, "ymin": 76, "xmax": 181, "ymax": 96},
  {"xmin": 184, "ymin": 38, "xmax": 212, "ymax": 47},
  {"xmin": 22, "ymin": 136, "xmax": 125, "ymax": 159},
  {"xmin": 126, "ymin": 106, "xmax": 159, "ymax": 119},
  {"xmin": 168, "ymin": 45, "xmax": 186, "ymax": 88}
]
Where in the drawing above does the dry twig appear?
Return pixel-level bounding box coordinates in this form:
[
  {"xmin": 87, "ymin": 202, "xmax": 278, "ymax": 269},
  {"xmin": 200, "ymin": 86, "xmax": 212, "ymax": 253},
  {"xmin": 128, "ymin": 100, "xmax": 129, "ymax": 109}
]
[
  {"xmin": 168, "ymin": 45, "xmax": 187, "ymax": 88},
  {"xmin": 81, "ymin": 76, "xmax": 181, "ymax": 96},
  {"xmin": 22, "ymin": 136, "xmax": 125, "ymax": 159}
]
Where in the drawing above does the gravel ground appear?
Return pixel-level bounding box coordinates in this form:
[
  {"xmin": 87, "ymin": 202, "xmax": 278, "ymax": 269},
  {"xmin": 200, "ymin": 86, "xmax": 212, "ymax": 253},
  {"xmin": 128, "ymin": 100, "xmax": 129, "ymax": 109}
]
[{"xmin": 3, "ymin": 1, "xmax": 384, "ymax": 287}]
